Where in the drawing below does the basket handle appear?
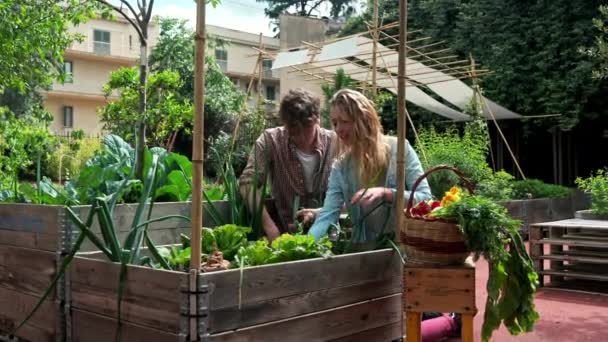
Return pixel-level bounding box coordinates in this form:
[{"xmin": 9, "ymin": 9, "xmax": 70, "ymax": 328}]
[{"xmin": 405, "ymin": 165, "xmax": 476, "ymax": 216}]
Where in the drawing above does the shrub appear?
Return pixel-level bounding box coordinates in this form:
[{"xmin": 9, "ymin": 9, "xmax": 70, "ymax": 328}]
[
  {"xmin": 511, "ymin": 179, "xmax": 572, "ymax": 199},
  {"xmin": 415, "ymin": 124, "xmax": 493, "ymax": 198},
  {"xmin": 477, "ymin": 170, "xmax": 515, "ymax": 200},
  {"xmin": 576, "ymin": 169, "xmax": 608, "ymax": 214},
  {"xmin": 47, "ymin": 137, "xmax": 102, "ymax": 182}
]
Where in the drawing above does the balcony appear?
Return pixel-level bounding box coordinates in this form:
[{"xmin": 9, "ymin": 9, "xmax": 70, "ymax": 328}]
[
  {"xmin": 264, "ymin": 68, "xmax": 279, "ymax": 79},
  {"xmin": 217, "ymin": 59, "xmax": 228, "ymax": 72},
  {"xmin": 93, "ymin": 41, "xmax": 111, "ymax": 55},
  {"xmin": 69, "ymin": 40, "xmax": 141, "ymax": 60}
]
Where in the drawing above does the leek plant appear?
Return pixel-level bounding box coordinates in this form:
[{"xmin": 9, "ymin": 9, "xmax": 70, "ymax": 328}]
[
  {"xmin": 204, "ymin": 143, "xmax": 268, "ymax": 240},
  {"xmin": 12, "ymin": 151, "xmax": 191, "ymax": 340}
]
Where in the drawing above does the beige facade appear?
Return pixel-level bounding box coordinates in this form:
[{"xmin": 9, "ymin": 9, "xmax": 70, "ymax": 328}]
[
  {"xmin": 207, "ymin": 25, "xmax": 280, "ymax": 113},
  {"xmin": 278, "ymin": 15, "xmax": 332, "ymax": 106},
  {"xmin": 45, "ymin": 16, "xmax": 159, "ymax": 135}
]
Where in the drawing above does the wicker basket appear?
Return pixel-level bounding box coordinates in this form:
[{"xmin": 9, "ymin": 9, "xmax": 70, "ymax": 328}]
[{"xmin": 401, "ymin": 165, "xmax": 475, "ymax": 265}]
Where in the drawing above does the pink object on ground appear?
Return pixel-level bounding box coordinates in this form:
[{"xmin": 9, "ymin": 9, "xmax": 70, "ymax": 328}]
[{"xmin": 421, "ymin": 315, "xmax": 457, "ymax": 342}]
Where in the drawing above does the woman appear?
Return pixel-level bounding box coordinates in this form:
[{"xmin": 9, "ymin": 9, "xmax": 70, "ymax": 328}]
[
  {"xmin": 308, "ymin": 89, "xmax": 432, "ymax": 242},
  {"xmin": 307, "ymin": 89, "xmax": 460, "ymax": 342}
]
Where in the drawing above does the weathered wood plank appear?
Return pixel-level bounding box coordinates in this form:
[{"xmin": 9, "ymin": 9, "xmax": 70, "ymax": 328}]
[
  {"xmin": 204, "ymin": 249, "xmax": 399, "ymax": 310},
  {"xmin": 538, "ymin": 238, "xmax": 608, "ymax": 248},
  {"xmin": 550, "ymin": 198, "xmax": 574, "ymax": 221},
  {"xmin": 71, "ymin": 309, "xmax": 181, "ymax": 342},
  {"xmin": 70, "ymin": 256, "xmax": 185, "ymax": 332},
  {"xmin": 0, "ymin": 229, "xmax": 59, "ymax": 251},
  {"xmin": 76, "ymin": 201, "xmax": 229, "ymax": 251},
  {"xmin": 529, "ymin": 226, "xmax": 544, "ymax": 286},
  {"xmin": 404, "ymin": 267, "xmax": 476, "ymax": 314},
  {"xmin": 209, "ymin": 294, "xmax": 402, "ymax": 342},
  {"xmin": 531, "ymin": 219, "xmax": 608, "ymax": 229},
  {"xmin": 0, "ymin": 245, "xmax": 57, "ymax": 298},
  {"xmin": 526, "ymin": 199, "xmax": 552, "ymax": 225},
  {"xmin": 77, "ymin": 201, "xmax": 225, "ymax": 234},
  {"xmin": 0, "ymin": 286, "xmax": 59, "ymax": 335},
  {"xmin": 328, "ymin": 321, "xmax": 402, "ymax": 342},
  {"xmin": 0, "ymin": 204, "xmax": 64, "ymax": 251},
  {"xmin": 208, "ymin": 276, "xmax": 402, "ymax": 333},
  {"xmin": 540, "ymin": 269, "xmax": 608, "ymax": 282},
  {"xmin": 0, "ymin": 319, "xmax": 55, "ymax": 342},
  {"xmin": 501, "ymin": 200, "xmax": 525, "ymax": 222},
  {"xmin": 0, "ymin": 204, "xmax": 63, "ymax": 234}
]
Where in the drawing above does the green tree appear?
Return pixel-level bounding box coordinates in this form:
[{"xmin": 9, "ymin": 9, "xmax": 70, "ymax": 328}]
[
  {"xmin": 320, "ymin": 68, "xmax": 357, "ymax": 128},
  {"xmin": 0, "ymin": 0, "xmax": 102, "ymax": 93},
  {"xmin": 0, "ymin": 1, "xmax": 104, "ymax": 116},
  {"xmin": 0, "ymin": 110, "xmax": 57, "ymax": 200},
  {"xmin": 93, "ymin": 0, "xmax": 157, "ymax": 180},
  {"xmin": 149, "ymin": 17, "xmax": 258, "ymax": 177},
  {"xmin": 588, "ymin": 5, "xmax": 608, "ymax": 80},
  {"xmin": 99, "ymin": 67, "xmax": 193, "ymax": 150}
]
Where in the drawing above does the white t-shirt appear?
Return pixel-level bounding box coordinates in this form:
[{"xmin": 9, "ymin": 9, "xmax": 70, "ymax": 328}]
[{"xmin": 295, "ymin": 149, "xmax": 320, "ymax": 193}]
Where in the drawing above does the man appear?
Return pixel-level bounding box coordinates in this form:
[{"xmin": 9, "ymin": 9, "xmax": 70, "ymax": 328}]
[{"xmin": 239, "ymin": 89, "xmax": 338, "ymax": 241}]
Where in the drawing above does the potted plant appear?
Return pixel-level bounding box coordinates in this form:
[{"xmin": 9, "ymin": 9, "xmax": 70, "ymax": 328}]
[{"xmin": 575, "ymin": 168, "xmax": 608, "ymax": 220}]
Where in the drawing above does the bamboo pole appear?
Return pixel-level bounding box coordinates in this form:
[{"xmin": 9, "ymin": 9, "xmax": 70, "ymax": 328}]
[
  {"xmin": 191, "ymin": 0, "xmax": 206, "ymax": 272},
  {"xmin": 397, "ymin": 1, "xmax": 408, "ymax": 339},
  {"xmin": 396, "ymin": 0, "xmax": 408, "ymax": 247},
  {"xmin": 371, "ymin": 0, "xmax": 379, "ymax": 96},
  {"xmin": 257, "ymin": 33, "xmax": 264, "ymax": 110}
]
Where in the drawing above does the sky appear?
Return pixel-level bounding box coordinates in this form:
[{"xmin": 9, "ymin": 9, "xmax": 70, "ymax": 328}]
[
  {"xmin": 154, "ymin": 0, "xmax": 276, "ymax": 36},
  {"xmin": 152, "ymin": 0, "xmax": 362, "ymax": 37}
]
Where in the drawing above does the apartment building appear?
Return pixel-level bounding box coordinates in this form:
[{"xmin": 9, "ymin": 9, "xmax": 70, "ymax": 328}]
[
  {"xmin": 207, "ymin": 25, "xmax": 280, "ymax": 114},
  {"xmin": 45, "ymin": 17, "xmax": 159, "ymax": 135}
]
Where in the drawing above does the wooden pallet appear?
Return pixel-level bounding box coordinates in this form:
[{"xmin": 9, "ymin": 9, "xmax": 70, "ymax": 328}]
[{"xmin": 530, "ymin": 218, "xmax": 608, "ymax": 288}]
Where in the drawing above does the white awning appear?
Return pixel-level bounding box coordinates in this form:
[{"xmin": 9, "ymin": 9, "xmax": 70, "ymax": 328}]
[{"xmin": 272, "ymin": 35, "xmax": 521, "ymax": 121}]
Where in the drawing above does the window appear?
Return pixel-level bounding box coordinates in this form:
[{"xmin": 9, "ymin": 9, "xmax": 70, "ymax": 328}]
[
  {"xmin": 229, "ymin": 77, "xmax": 240, "ymax": 87},
  {"xmin": 93, "ymin": 29, "xmax": 111, "ymax": 55},
  {"xmin": 63, "ymin": 61, "xmax": 73, "ymax": 83},
  {"xmin": 262, "ymin": 59, "xmax": 275, "ymax": 78},
  {"xmin": 266, "ymin": 85, "xmax": 276, "ymax": 101},
  {"xmin": 215, "ymin": 49, "xmax": 228, "ymax": 71},
  {"xmin": 129, "ymin": 35, "xmax": 133, "ymax": 50},
  {"xmin": 63, "ymin": 106, "xmax": 74, "ymax": 128}
]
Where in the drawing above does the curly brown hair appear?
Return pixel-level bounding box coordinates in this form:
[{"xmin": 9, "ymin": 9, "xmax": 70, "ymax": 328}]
[{"xmin": 279, "ymin": 89, "xmax": 321, "ymax": 128}]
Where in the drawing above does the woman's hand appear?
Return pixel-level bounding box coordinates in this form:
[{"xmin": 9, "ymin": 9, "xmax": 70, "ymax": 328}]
[
  {"xmin": 288, "ymin": 208, "xmax": 320, "ymax": 232},
  {"xmin": 351, "ymin": 187, "xmax": 391, "ymax": 207}
]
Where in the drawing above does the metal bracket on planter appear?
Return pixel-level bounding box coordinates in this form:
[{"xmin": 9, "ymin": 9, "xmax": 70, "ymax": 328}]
[
  {"xmin": 60, "ymin": 207, "xmax": 80, "ymax": 254},
  {"xmin": 198, "ymin": 275, "xmax": 210, "ymax": 342},
  {"xmin": 58, "ymin": 207, "xmax": 78, "ymax": 342}
]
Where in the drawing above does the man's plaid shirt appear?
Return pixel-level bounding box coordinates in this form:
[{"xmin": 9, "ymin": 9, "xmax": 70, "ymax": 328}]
[{"xmin": 239, "ymin": 126, "xmax": 338, "ymax": 231}]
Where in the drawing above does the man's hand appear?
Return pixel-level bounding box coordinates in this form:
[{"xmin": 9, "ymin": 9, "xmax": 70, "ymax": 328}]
[
  {"xmin": 262, "ymin": 212, "xmax": 281, "ymax": 242},
  {"xmin": 265, "ymin": 225, "xmax": 281, "ymax": 243},
  {"xmin": 351, "ymin": 187, "xmax": 390, "ymax": 207},
  {"xmin": 295, "ymin": 208, "xmax": 320, "ymax": 229}
]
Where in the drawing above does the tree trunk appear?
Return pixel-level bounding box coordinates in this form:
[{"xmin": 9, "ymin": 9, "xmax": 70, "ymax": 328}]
[{"xmin": 135, "ymin": 24, "xmax": 148, "ymax": 181}]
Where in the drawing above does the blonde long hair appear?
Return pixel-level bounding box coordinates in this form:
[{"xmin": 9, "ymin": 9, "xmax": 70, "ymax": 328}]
[{"xmin": 330, "ymin": 89, "xmax": 389, "ymax": 186}]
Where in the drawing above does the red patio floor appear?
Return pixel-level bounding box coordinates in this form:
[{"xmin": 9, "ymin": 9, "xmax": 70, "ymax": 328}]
[{"xmin": 447, "ymin": 251, "xmax": 608, "ymax": 342}]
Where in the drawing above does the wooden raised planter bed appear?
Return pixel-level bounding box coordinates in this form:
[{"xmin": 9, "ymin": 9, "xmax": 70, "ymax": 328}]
[
  {"xmin": 69, "ymin": 249, "xmax": 402, "ymax": 342},
  {"xmin": 0, "ymin": 204, "xmax": 71, "ymax": 342},
  {"xmin": 1, "ymin": 201, "xmax": 402, "ymax": 341},
  {"xmin": 500, "ymin": 191, "xmax": 590, "ymax": 234},
  {"xmin": 0, "ymin": 201, "xmax": 231, "ymax": 342}
]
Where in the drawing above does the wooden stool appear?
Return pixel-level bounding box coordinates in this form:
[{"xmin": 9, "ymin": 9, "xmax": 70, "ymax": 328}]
[{"xmin": 404, "ymin": 258, "xmax": 477, "ymax": 342}]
